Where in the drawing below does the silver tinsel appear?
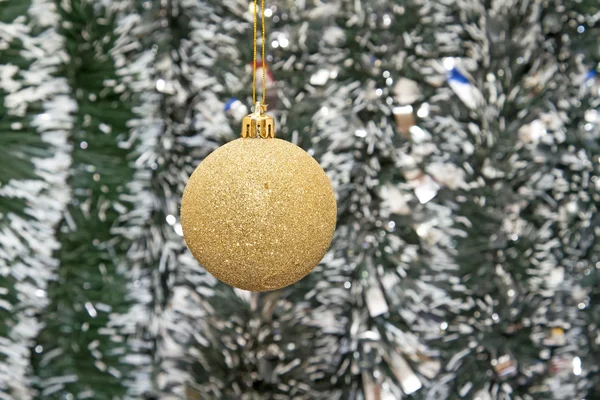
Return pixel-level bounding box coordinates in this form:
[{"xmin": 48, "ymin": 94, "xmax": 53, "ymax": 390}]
[
  {"xmin": 0, "ymin": 1, "xmax": 72, "ymax": 397},
  {"xmin": 0, "ymin": 0, "xmax": 599, "ymax": 399}
]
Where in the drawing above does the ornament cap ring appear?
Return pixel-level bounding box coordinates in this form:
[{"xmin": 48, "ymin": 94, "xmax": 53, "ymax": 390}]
[{"xmin": 242, "ymin": 102, "xmax": 276, "ymax": 139}]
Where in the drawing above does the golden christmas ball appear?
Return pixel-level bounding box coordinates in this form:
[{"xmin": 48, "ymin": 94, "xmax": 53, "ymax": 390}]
[{"xmin": 181, "ymin": 137, "xmax": 337, "ymax": 292}]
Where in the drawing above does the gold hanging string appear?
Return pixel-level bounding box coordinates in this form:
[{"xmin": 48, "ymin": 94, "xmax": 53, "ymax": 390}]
[
  {"xmin": 252, "ymin": 0, "xmax": 258, "ymax": 105},
  {"xmin": 252, "ymin": 0, "xmax": 267, "ymax": 106},
  {"xmin": 242, "ymin": 0, "xmax": 275, "ymax": 139},
  {"xmin": 261, "ymin": 0, "xmax": 266, "ymax": 105}
]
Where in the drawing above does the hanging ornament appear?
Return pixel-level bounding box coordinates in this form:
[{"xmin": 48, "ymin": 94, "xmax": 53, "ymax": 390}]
[
  {"xmin": 393, "ymin": 105, "xmax": 416, "ymax": 136},
  {"xmin": 180, "ymin": 0, "xmax": 337, "ymax": 292},
  {"xmin": 253, "ymin": 59, "xmax": 275, "ymax": 89},
  {"xmin": 444, "ymin": 59, "xmax": 483, "ymax": 110},
  {"xmin": 249, "ymin": 59, "xmax": 279, "ymax": 108},
  {"xmin": 543, "ymin": 327, "xmax": 567, "ymax": 347},
  {"xmin": 583, "ymin": 68, "xmax": 599, "ymax": 96},
  {"xmin": 492, "ymin": 353, "xmax": 518, "ymax": 379},
  {"xmin": 548, "ymin": 355, "xmax": 575, "ymax": 376},
  {"xmin": 224, "ymin": 98, "xmax": 249, "ymax": 121},
  {"xmin": 393, "ymin": 77, "xmax": 421, "ymax": 105}
]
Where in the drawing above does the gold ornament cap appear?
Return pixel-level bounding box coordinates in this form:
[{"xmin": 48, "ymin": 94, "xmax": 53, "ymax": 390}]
[{"xmin": 242, "ymin": 102, "xmax": 276, "ymax": 139}]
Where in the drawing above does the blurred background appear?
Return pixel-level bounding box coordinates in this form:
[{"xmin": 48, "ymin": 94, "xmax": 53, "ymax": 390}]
[{"xmin": 1, "ymin": 0, "xmax": 600, "ymax": 399}]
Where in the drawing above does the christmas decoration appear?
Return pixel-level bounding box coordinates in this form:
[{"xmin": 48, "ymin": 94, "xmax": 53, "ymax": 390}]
[
  {"xmin": 181, "ymin": 115, "xmax": 337, "ymax": 292},
  {"xmin": 492, "ymin": 354, "xmax": 518, "ymax": 379},
  {"xmin": 224, "ymin": 97, "xmax": 249, "ymax": 121},
  {"xmin": 180, "ymin": 1, "xmax": 336, "ymax": 292},
  {"xmin": 248, "ymin": 60, "xmax": 279, "ymax": 108},
  {"xmin": 393, "ymin": 77, "xmax": 421, "ymax": 105},
  {"xmin": 544, "ymin": 327, "xmax": 567, "ymax": 347},
  {"xmin": 393, "ymin": 105, "xmax": 416, "ymax": 136},
  {"xmin": 444, "ymin": 58, "xmax": 482, "ymax": 110}
]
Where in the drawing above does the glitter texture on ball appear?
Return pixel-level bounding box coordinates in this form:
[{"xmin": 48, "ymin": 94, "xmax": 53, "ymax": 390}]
[{"xmin": 181, "ymin": 138, "xmax": 337, "ymax": 292}]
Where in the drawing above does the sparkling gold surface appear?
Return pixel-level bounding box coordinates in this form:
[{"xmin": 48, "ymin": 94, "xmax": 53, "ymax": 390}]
[{"xmin": 181, "ymin": 138, "xmax": 337, "ymax": 292}]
